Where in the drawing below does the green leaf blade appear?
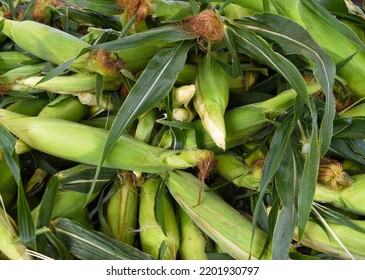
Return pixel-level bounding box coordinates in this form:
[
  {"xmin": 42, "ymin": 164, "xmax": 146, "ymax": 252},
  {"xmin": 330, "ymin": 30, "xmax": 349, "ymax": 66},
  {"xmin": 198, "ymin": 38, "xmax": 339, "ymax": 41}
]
[
  {"xmin": 237, "ymin": 12, "xmax": 336, "ymax": 156},
  {"xmin": 52, "ymin": 218, "xmax": 154, "ymax": 260},
  {"xmin": 273, "ymin": 145, "xmax": 298, "ymax": 259}
]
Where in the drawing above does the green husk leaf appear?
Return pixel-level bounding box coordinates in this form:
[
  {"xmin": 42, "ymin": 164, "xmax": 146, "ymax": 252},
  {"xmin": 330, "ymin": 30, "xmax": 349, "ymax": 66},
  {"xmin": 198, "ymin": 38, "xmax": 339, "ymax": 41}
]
[
  {"xmin": 155, "ymin": 179, "xmax": 168, "ymax": 236},
  {"xmin": 273, "ymin": 143, "xmax": 298, "ymax": 259},
  {"xmin": 35, "ymin": 175, "xmax": 61, "ymax": 253},
  {"xmin": 313, "ymin": 203, "xmax": 365, "ymax": 234},
  {"xmin": 333, "ymin": 117, "xmax": 365, "ymax": 138},
  {"xmin": 95, "ymin": 73, "xmax": 103, "ymax": 107},
  {"xmin": 297, "ymin": 100, "xmax": 320, "ymax": 241},
  {"xmin": 89, "ymin": 26, "xmax": 197, "ymax": 51},
  {"xmin": 329, "ymin": 138, "xmax": 365, "ymax": 165},
  {"xmin": 52, "ymin": 218, "xmax": 154, "ymax": 260},
  {"xmin": 0, "ymin": 127, "xmax": 35, "ymax": 245}
]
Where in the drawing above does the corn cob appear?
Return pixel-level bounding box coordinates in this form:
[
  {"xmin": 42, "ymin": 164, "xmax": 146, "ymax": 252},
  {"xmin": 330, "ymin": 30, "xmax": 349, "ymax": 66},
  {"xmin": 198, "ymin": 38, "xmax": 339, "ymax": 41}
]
[
  {"xmin": 0, "ymin": 17, "xmax": 124, "ymax": 76},
  {"xmin": 17, "ymin": 74, "xmax": 122, "ymax": 95},
  {"xmin": 31, "ymin": 164, "xmax": 117, "ymax": 222},
  {"xmin": 139, "ymin": 177, "xmax": 180, "ymax": 260},
  {"xmin": 134, "ymin": 108, "xmax": 159, "ymax": 144},
  {"xmin": 0, "ymin": 62, "xmax": 47, "ymax": 84},
  {"xmin": 0, "ymin": 109, "xmax": 214, "ymax": 173},
  {"xmin": 0, "ymin": 17, "xmax": 89, "ymax": 72},
  {"xmin": 178, "ymin": 206, "xmax": 207, "ymax": 260},
  {"xmin": 165, "ymin": 170, "xmax": 272, "ymax": 260},
  {"xmin": 5, "ymin": 98, "xmax": 49, "ymax": 116},
  {"xmin": 295, "ymin": 217, "xmax": 365, "ymax": 260},
  {"xmin": 38, "ymin": 95, "xmax": 90, "ymax": 122},
  {"xmin": 194, "ymin": 54, "xmax": 230, "ymax": 150},
  {"xmin": 106, "ymin": 171, "xmax": 141, "ymax": 245},
  {"xmin": 220, "ymin": 2, "xmax": 258, "ymax": 18},
  {"xmin": 13, "ymin": 140, "xmax": 32, "ymax": 155},
  {"xmin": 314, "ymin": 172, "xmax": 365, "ymax": 216},
  {"xmin": 0, "ymin": 51, "xmax": 40, "ymax": 72},
  {"xmin": 339, "ymin": 102, "xmax": 365, "ymax": 118},
  {"xmin": 116, "ymin": 42, "xmax": 175, "ymax": 74},
  {"xmin": 0, "ymin": 207, "xmax": 32, "ymax": 260},
  {"xmin": 215, "ymin": 152, "xmax": 260, "ymax": 190}
]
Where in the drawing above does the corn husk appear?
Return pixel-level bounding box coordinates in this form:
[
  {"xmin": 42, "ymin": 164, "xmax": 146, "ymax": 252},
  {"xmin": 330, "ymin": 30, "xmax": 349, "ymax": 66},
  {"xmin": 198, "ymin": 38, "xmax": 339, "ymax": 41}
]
[
  {"xmin": 0, "ymin": 109, "xmax": 214, "ymax": 173},
  {"xmin": 139, "ymin": 177, "xmax": 180, "ymax": 260},
  {"xmin": 166, "ymin": 170, "xmax": 272, "ymax": 260},
  {"xmin": 0, "ymin": 17, "xmax": 124, "ymax": 76},
  {"xmin": 17, "ymin": 74, "xmax": 122, "ymax": 95},
  {"xmin": 295, "ymin": 218, "xmax": 365, "ymax": 260},
  {"xmin": 106, "ymin": 172, "xmax": 141, "ymax": 245},
  {"xmin": 178, "ymin": 206, "xmax": 207, "ymax": 260},
  {"xmin": 38, "ymin": 95, "xmax": 90, "ymax": 121},
  {"xmin": 194, "ymin": 55, "xmax": 230, "ymax": 150},
  {"xmin": 0, "ymin": 207, "xmax": 32, "ymax": 260}
]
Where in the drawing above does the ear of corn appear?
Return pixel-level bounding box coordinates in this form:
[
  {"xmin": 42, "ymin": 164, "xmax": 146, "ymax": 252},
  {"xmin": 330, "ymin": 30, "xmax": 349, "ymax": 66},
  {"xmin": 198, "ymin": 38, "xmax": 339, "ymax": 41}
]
[
  {"xmin": 314, "ymin": 173, "xmax": 365, "ymax": 216},
  {"xmin": 116, "ymin": 42, "xmax": 175, "ymax": 74},
  {"xmin": 139, "ymin": 177, "xmax": 180, "ymax": 260},
  {"xmin": 0, "ymin": 51, "xmax": 40, "ymax": 72},
  {"xmin": 134, "ymin": 108, "xmax": 159, "ymax": 143},
  {"xmin": 178, "ymin": 206, "xmax": 207, "ymax": 260},
  {"xmin": 0, "ymin": 17, "xmax": 90, "ymax": 73},
  {"xmin": 51, "ymin": 217, "xmax": 154, "ymax": 260},
  {"xmin": 295, "ymin": 217, "xmax": 365, "ymax": 260},
  {"xmin": 215, "ymin": 152, "xmax": 260, "ymax": 190},
  {"xmin": 31, "ymin": 164, "xmax": 117, "ymax": 223},
  {"xmin": 17, "ymin": 74, "xmax": 122, "ymax": 95},
  {"xmin": 0, "ymin": 17, "xmax": 125, "ymax": 76},
  {"xmin": 106, "ymin": 171, "xmax": 141, "ymax": 245},
  {"xmin": 38, "ymin": 95, "xmax": 90, "ymax": 122},
  {"xmin": 0, "ymin": 207, "xmax": 32, "ymax": 260},
  {"xmin": 339, "ymin": 102, "xmax": 365, "ymax": 118},
  {"xmin": 0, "ymin": 62, "xmax": 47, "ymax": 84},
  {"xmin": 5, "ymin": 98, "xmax": 49, "ymax": 116},
  {"xmin": 165, "ymin": 170, "xmax": 272, "ymax": 260},
  {"xmin": 0, "ymin": 109, "xmax": 214, "ymax": 173},
  {"xmin": 194, "ymin": 55, "xmax": 230, "ymax": 150}
]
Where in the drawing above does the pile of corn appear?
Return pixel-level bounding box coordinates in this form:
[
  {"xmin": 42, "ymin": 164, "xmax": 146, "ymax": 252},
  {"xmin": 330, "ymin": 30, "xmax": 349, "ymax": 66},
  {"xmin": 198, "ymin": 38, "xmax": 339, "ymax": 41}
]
[{"xmin": 1, "ymin": 0, "xmax": 365, "ymax": 260}]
